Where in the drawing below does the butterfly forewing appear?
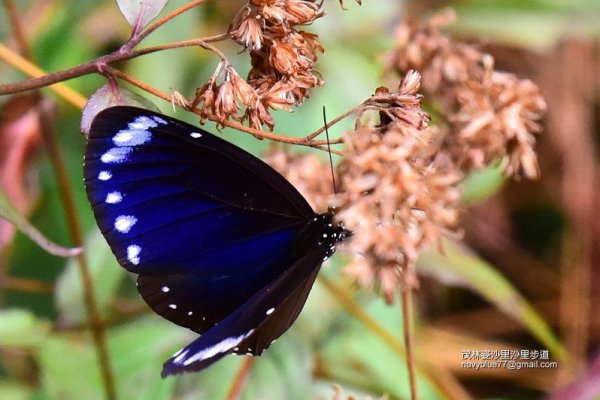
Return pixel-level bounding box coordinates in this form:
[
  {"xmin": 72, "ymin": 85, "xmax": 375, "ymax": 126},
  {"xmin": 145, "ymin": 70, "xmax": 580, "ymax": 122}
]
[{"xmin": 84, "ymin": 107, "xmax": 313, "ymax": 324}]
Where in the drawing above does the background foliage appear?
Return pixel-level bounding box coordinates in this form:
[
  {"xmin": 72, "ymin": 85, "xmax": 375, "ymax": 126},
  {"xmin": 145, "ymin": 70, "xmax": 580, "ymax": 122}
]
[{"xmin": 1, "ymin": 1, "xmax": 599, "ymax": 399}]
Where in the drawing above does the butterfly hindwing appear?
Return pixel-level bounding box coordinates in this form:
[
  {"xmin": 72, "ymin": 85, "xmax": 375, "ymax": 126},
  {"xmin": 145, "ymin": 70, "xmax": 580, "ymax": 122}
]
[{"xmin": 161, "ymin": 246, "xmax": 326, "ymax": 376}]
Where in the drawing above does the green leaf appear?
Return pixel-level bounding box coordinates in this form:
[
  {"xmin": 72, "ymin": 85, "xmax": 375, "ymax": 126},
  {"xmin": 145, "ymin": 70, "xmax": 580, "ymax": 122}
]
[
  {"xmin": 452, "ymin": 0, "xmax": 600, "ymax": 48},
  {"xmin": 0, "ymin": 190, "xmax": 81, "ymax": 257},
  {"xmin": 417, "ymin": 239, "xmax": 567, "ymax": 362},
  {"xmin": 242, "ymin": 332, "xmax": 313, "ymax": 400},
  {"xmin": 108, "ymin": 317, "xmax": 182, "ymax": 400},
  {"xmin": 0, "ymin": 381, "xmax": 33, "ymax": 400},
  {"xmin": 318, "ymin": 299, "xmax": 445, "ymax": 400},
  {"xmin": 0, "ymin": 309, "xmax": 49, "ymax": 347},
  {"xmin": 38, "ymin": 336, "xmax": 102, "ymax": 400},
  {"xmin": 55, "ymin": 229, "xmax": 126, "ymax": 325},
  {"xmin": 461, "ymin": 163, "xmax": 506, "ymax": 205},
  {"xmin": 38, "ymin": 316, "xmax": 183, "ymax": 400}
]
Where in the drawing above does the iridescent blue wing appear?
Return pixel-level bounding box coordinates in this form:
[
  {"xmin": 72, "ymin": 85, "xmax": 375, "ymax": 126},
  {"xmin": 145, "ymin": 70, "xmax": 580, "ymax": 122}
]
[
  {"xmin": 84, "ymin": 106, "xmax": 315, "ymax": 332},
  {"xmin": 161, "ymin": 245, "xmax": 325, "ymax": 376}
]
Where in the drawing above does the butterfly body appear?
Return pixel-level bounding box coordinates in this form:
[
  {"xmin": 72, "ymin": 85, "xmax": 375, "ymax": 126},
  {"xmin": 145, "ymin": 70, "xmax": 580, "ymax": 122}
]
[{"xmin": 83, "ymin": 106, "xmax": 350, "ymax": 376}]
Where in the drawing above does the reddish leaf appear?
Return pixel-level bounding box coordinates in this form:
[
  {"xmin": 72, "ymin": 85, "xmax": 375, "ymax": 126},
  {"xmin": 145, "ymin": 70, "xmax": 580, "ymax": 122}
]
[
  {"xmin": 547, "ymin": 352, "xmax": 600, "ymax": 400},
  {"xmin": 0, "ymin": 95, "xmax": 42, "ymax": 251}
]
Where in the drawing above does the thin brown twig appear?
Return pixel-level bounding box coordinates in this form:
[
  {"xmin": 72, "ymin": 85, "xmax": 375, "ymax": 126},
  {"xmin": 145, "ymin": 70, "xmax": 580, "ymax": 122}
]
[
  {"xmin": 133, "ymin": 34, "xmax": 230, "ymax": 56},
  {"xmin": 225, "ymin": 357, "xmax": 255, "ymax": 400},
  {"xmin": 3, "ymin": 0, "xmax": 31, "ymax": 59},
  {"xmin": 0, "ymin": 276, "xmax": 54, "ymax": 294},
  {"xmin": 105, "ymin": 66, "xmax": 344, "ymax": 149},
  {"xmin": 0, "ymin": 44, "xmax": 87, "ymax": 108},
  {"xmin": 38, "ymin": 100, "xmax": 116, "ymax": 400},
  {"xmin": 0, "ymin": 4, "xmax": 345, "ymax": 151},
  {"xmin": 304, "ymin": 104, "xmax": 363, "ymax": 140},
  {"xmin": 0, "ymin": 31, "xmax": 228, "ymax": 97},
  {"xmin": 401, "ymin": 287, "xmax": 419, "ymax": 400}
]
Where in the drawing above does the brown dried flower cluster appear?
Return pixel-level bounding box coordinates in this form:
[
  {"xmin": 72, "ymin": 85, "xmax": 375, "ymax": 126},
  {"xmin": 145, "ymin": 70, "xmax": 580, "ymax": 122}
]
[
  {"xmin": 192, "ymin": 62, "xmax": 260, "ymax": 126},
  {"xmin": 336, "ymin": 72, "xmax": 462, "ymax": 302},
  {"xmin": 218, "ymin": 0, "xmax": 325, "ymax": 129},
  {"xmin": 266, "ymin": 72, "xmax": 462, "ymax": 302},
  {"xmin": 386, "ymin": 10, "xmax": 546, "ymax": 179},
  {"xmin": 263, "ymin": 13, "xmax": 546, "ymax": 303}
]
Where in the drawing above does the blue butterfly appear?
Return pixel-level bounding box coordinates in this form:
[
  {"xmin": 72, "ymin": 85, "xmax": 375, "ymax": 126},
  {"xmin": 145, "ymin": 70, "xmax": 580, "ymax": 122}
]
[{"xmin": 83, "ymin": 106, "xmax": 351, "ymax": 377}]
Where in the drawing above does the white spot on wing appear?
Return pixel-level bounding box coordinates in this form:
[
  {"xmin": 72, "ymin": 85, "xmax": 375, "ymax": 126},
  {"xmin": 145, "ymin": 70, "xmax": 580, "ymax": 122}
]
[
  {"xmin": 181, "ymin": 329, "xmax": 255, "ymax": 366},
  {"xmin": 151, "ymin": 116, "xmax": 168, "ymax": 125},
  {"xmin": 169, "ymin": 304, "xmax": 177, "ymax": 310},
  {"xmin": 266, "ymin": 307, "xmax": 275, "ymax": 316},
  {"xmin": 190, "ymin": 132, "xmax": 202, "ymax": 139},
  {"xmin": 101, "ymin": 147, "xmax": 132, "ymax": 163},
  {"xmin": 172, "ymin": 349, "xmax": 189, "ymax": 364},
  {"xmin": 114, "ymin": 215, "xmax": 137, "ymax": 233},
  {"xmin": 98, "ymin": 171, "xmax": 112, "ymax": 181},
  {"xmin": 127, "ymin": 245, "xmax": 141, "ymax": 265},
  {"xmin": 187, "ymin": 311, "xmax": 193, "ymax": 316},
  {"xmin": 162, "ymin": 286, "xmax": 170, "ymax": 293},
  {"xmin": 105, "ymin": 191, "xmax": 122, "ymax": 204},
  {"xmin": 128, "ymin": 116, "xmax": 158, "ymax": 130},
  {"xmin": 113, "ymin": 129, "xmax": 151, "ymax": 146}
]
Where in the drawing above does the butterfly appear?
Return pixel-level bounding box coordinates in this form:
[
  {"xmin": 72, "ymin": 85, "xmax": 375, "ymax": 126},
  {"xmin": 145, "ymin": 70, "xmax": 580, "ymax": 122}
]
[{"xmin": 83, "ymin": 106, "xmax": 351, "ymax": 377}]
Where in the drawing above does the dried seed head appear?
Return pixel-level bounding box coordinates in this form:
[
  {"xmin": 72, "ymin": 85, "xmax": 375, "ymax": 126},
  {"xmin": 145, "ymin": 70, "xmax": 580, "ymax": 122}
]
[
  {"xmin": 230, "ymin": 6, "xmax": 265, "ymax": 51},
  {"xmin": 284, "ymin": 0, "xmax": 321, "ymax": 25},
  {"xmin": 362, "ymin": 70, "xmax": 431, "ymax": 130},
  {"xmin": 223, "ymin": 0, "xmax": 325, "ymax": 129},
  {"xmin": 230, "ymin": 69, "xmax": 260, "ymax": 108},
  {"xmin": 270, "ymin": 41, "xmax": 300, "ymax": 75},
  {"xmin": 214, "ymin": 78, "xmax": 238, "ymax": 121},
  {"xmin": 337, "ymin": 122, "xmax": 462, "ymax": 302},
  {"xmin": 192, "ymin": 80, "xmax": 217, "ymax": 123},
  {"xmin": 259, "ymin": 80, "xmax": 296, "ymax": 111},
  {"xmin": 385, "ymin": 12, "xmax": 545, "ymax": 179}
]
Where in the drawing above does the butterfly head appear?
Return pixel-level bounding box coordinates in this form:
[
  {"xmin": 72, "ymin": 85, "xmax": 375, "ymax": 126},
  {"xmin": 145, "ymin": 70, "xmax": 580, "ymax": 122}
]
[{"xmin": 308, "ymin": 213, "xmax": 352, "ymax": 260}]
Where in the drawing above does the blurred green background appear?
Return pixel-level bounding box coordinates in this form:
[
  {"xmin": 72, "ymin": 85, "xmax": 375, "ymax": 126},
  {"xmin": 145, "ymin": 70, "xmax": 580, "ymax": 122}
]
[{"xmin": 1, "ymin": 1, "xmax": 599, "ymax": 399}]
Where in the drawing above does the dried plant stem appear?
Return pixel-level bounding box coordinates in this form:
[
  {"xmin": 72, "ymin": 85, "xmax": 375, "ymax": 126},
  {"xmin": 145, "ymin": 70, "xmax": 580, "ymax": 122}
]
[
  {"xmin": 1, "ymin": 187, "xmax": 82, "ymax": 257},
  {"xmin": 134, "ymin": 34, "xmax": 230, "ymax": 57},
  {"xmin": 225, "ymin": 357, "xmax": 255, "ymax": 400},
  {"xmin": 105, "ymin": 66, "xmax": 343, "ymax": 149},
  {"xmin": 0, "ymin": 276, "xmax": 53, "ymax": 293},
  {"xmin": 317, "ymin": 274, "xmax": 463, "ymax": 399},
  {"xmin": 0, "ymin": 43, "xmax": 87, "ymax": 108},
  {"xmin": 401, "ymin": 287, "xmax": 418, "ymax": 400},
  {"xmin": 3, "ymin": 0, "xmax": 31, "ymax": 59},
  {"xmin": 304, "ymin": 104, "xmax": 363, "ymax": 140},
  {"xmin": 0, "ymin": 35, "xmax": 226, "ymax": 97},
  {"xmin": 38, "ymin": 100, "xmax": 116, "ymax": 400},
  {"xmin": 0, "ymin": 41, "xmax": 343, "ymax": 150}
]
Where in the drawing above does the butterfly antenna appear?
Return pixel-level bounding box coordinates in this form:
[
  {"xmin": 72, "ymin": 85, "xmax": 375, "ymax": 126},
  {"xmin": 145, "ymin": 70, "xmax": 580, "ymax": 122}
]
[{"xmin": 322, "ymin": 106, "xmax": 338, "ymax": 195}]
